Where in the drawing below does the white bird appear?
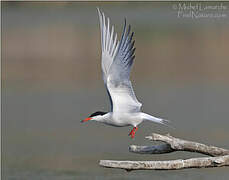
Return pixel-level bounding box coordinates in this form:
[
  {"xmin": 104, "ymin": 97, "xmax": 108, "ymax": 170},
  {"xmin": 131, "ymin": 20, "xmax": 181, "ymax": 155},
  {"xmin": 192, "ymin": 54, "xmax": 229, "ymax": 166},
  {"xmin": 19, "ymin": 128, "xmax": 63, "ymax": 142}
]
[{"xmin": 81, "ymin": 8, "xmax": 169, "ymax": 138}]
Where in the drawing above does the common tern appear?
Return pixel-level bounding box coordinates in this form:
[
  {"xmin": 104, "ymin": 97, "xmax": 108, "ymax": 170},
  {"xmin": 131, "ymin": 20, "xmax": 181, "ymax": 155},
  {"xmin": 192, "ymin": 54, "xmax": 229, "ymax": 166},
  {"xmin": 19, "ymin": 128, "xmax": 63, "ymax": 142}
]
[{"xmin": 81, "ymin": 8, "xmax": 169, "ymax": 138}]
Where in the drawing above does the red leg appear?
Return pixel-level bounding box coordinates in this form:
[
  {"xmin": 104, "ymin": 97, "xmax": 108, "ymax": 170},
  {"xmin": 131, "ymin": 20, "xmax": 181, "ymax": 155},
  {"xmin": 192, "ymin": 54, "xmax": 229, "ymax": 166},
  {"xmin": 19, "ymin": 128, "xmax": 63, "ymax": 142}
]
[
  {"xmin": 131, "ymin": 127, "xmax": 138, "ymax": 138},
  {"xmin": 128, "ymin": 127, "xmax": 135, "ymax": 136},
  {"xmin": 128, "ymin": 127, "xmax": 138, "ymax": 138}
]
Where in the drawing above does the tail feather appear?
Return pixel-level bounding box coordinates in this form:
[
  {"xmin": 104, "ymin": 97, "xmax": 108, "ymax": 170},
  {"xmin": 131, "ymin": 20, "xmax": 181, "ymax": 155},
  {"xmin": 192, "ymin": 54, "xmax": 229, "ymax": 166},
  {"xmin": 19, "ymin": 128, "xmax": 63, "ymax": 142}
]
[
  {"xmin": 159, "ymin": 118, "xmax": 174, "ymax": 129},
  {"xmin": 141, "ymin": 113, "xmax": 174, "ymax": 129}
]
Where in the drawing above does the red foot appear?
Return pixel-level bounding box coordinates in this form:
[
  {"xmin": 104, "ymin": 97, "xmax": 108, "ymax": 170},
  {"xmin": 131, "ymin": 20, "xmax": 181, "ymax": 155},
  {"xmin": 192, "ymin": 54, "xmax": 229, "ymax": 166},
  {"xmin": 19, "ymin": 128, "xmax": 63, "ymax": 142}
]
[{"xmin": 128, "ymin": 127, "xmax": 138, "ymax": 139}]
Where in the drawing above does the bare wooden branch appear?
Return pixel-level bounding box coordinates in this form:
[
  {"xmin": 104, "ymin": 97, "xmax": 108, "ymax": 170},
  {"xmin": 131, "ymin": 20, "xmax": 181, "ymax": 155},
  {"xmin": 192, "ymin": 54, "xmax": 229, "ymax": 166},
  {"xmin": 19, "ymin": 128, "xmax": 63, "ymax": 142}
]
[
  {"xmin": 130, "ymin": 133, "xmax": 229, "ymax": 156},
  {"xmin": 100, "ymin": 133, "xmax": 229, "ymax": 171},
  {"xmin": 100, "ymin": 155, "xmax": 229, "ymax": 170},
  {"xmin": 129, "ymin": 143, "xmax": 173, "ymax": 154}
]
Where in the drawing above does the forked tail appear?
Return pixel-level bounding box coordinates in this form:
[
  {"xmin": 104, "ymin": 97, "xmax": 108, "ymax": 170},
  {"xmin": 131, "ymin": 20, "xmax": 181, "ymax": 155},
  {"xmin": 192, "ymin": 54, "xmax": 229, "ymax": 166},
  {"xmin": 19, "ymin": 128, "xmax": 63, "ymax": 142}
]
[{"xmin": 141, "ymin": 113, "xmax": 174, "ymax": 128}]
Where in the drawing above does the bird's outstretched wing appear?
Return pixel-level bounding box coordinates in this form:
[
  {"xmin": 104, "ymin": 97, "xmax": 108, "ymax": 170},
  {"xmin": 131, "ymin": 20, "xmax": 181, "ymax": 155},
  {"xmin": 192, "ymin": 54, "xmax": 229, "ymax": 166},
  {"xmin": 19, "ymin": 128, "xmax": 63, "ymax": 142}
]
[
  {"xmin": 97, "ymin": 8, "xmax": 119, "ymax": 111},
  {"xmin": 97, "ymin": 8, "xmax": 142, "ymax": 113}
]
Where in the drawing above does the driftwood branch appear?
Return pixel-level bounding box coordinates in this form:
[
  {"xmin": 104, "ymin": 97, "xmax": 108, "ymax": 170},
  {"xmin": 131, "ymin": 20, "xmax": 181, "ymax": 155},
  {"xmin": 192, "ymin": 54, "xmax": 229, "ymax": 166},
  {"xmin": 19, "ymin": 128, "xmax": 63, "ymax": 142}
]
[
  {"xmin": 100, "ymin": 155, "xmax": 229, "ymax": 170},
  {"xmin": 130, "ymin": 133, "xmax": 229, "ymax": 156},
  {"xmin": 129, "ymin": 143, "xmax": 173, "ymax": 154},
  {"xmin": 100, "ymin": 133, "xmax": 229, "ymax": 171}
]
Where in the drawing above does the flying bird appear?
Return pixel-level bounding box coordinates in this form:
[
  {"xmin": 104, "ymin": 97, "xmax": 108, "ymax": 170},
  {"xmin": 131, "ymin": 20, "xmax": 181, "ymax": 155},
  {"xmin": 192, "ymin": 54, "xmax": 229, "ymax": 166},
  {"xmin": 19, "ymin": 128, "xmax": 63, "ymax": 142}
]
[{"xmin": 81, "ymin": 8, "xmax": 169, "ymax": 138}]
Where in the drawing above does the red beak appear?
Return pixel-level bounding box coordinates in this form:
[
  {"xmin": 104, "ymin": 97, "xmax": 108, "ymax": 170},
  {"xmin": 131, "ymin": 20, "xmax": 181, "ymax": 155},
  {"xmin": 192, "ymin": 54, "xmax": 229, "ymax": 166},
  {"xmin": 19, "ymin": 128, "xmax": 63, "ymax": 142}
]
[{"xmin": 81, "ymin": 117, "xmax": 92, "ymax": 123}]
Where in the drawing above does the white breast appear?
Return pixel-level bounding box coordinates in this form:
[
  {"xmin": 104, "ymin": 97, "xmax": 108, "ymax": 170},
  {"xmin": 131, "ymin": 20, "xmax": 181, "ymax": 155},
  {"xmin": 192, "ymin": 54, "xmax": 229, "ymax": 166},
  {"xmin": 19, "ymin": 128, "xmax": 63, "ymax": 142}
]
[{"xmin": 104, "ymin": 112, "xmax": 143, "ymax": 127}]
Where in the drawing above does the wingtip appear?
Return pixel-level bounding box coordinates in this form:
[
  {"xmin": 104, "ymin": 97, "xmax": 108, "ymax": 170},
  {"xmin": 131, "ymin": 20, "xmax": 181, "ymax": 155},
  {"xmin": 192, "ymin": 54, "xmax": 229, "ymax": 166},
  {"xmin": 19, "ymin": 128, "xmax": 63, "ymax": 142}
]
[
  {"xmin": 97, "ymin": 7, "xmax": 101, "ymax": 15},
  {"xmin": 127, "ymin": 24, "xmax": 131, "ymax": 34},
  {"xmin": 123, "ymin": 18, "xmax": 127, "ymax": 31}
]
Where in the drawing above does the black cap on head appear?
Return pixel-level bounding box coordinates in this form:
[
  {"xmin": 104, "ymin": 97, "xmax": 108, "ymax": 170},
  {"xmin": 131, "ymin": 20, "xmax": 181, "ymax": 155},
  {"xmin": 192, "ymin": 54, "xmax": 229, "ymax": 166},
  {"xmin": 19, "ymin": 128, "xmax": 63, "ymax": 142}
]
[{"xmin": 89, "ymin": 111, "xmax": 107, "ymax": 117}]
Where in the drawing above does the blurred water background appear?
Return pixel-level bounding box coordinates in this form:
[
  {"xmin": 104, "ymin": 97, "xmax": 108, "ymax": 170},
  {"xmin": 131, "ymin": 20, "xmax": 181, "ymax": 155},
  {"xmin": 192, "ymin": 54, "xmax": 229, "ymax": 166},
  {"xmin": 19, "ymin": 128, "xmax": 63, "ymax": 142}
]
[{"xmin": 2, "ymin": 2, "xmax": 229, "ymax": 179}]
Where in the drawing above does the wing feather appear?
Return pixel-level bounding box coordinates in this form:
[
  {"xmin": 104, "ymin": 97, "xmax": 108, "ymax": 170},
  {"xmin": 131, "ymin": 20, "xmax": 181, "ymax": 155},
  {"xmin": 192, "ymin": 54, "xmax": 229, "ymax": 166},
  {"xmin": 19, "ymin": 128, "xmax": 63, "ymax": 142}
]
[
  {"xmin": 97, "ymin": 8, "xmax": 142, "ymax": 113},
  {"xmin": 97, "ymin": 8, "xmax": 119, "ymax": 110}
]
